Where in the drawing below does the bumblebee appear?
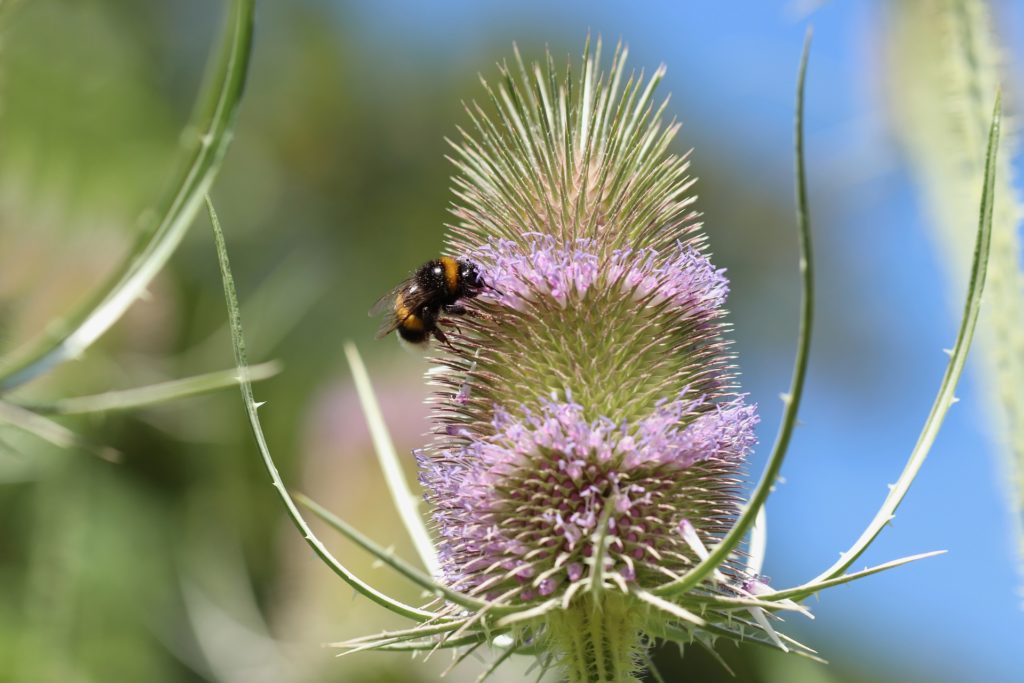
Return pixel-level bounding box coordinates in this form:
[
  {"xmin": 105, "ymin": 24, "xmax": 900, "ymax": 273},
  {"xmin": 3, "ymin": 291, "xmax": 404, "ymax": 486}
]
[{"xmin": 371, "ymin": 256, "xmax": 486, "ymax": 346}]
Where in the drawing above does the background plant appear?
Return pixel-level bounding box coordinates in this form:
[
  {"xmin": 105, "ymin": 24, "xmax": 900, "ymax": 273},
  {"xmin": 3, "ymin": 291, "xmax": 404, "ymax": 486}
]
[
  {"xmin": 885, "ymin": 0, "xmax": 1024, "ymax": 600},
  {"xmin": 0, "ymin": 1, "xmax": 282, "ymax": 679}
]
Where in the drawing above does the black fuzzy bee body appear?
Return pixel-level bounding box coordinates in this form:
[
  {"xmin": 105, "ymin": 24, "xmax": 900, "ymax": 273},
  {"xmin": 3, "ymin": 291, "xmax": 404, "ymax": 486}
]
[{"xmin": 371, "ymin": 256, "xmax": 485, "ymax": 346}]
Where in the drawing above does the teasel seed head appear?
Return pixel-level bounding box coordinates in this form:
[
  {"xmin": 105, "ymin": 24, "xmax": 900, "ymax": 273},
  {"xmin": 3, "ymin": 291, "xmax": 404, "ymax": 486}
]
[{"xmin": 415, "ymin": 38, "xmax": 768, "ymax": 679}]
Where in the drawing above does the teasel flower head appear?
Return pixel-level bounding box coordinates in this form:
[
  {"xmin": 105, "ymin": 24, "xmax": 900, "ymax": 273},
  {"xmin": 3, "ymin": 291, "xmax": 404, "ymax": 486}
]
[
  {"xmin": 411, "ymin": 40, "xmax": 788, "ymax": 679},
  {"xmin": 220, "ymin": 33, "xmax": 997, "ymax": 683}
]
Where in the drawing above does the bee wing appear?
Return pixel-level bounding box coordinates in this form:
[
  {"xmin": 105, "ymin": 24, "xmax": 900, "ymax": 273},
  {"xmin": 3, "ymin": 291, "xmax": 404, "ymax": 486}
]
[
  {"xmin": 369, "ymin": 280, "xmax": 430, "ymax": 339},
  {"xmin": 368, "ymin": 285, "xmax": 402, "ymax": 318},
  {"xmin": 374, "ymin": 314, "xmax": 403, "ymax": 339}
]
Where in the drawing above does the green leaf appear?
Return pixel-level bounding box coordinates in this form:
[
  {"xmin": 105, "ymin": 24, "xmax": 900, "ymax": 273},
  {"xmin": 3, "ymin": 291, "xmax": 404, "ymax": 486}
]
[
  {"xmin": 766, "ymin": 550, "xmax": 946, "ymax": 603},
  {"xmin": 15, "ymin": 362, "xmax": 280, "ymax": 415},
  {"xmin": 809, "ymin": 92, "xmax": 1000, "ymax": 583},
  {"xmin": 0, "ymin": 400, "xmax": 118, "ymax": 461},
  {"xmin": 345, "ymin": 632, "xmax": 489, "ymax": 653},
  {"xmin": 333, "ymin": 617, "xmax": 477, "ymax": 650},
  {"xmin": 477, "ymin": 645, "xmax": 519, "ymax": 682},
  {"xmin": 342, "ymin": 342, "xmax": 439, "ymax": 576},
  {"xmin": 206, "ymin": 196, "xmax": 435, "ymax": 623},
  {"xmin": 675, "ymin": 592, "xmax": 810, "ymax": 617},
  {"xmin": 295, "ymin": 492, "xmax": 488, "ymax": 611},
  {"xmin": 641, "ymin": 651, "xmax": 669, "ymax": 683},
  {"xmin": 656, "ymin": 28, "xmax": 815, "ymax": 598},
  {"xmin": 0, "ymin": 0, "xmax": 255, "ymax": 391},
  {"xmin": 648, "ymin": 620, "xmax": 823, "ymax": 663},
  {"xmin": 747, "ymin": 503, "xmax": 768, "ymax": 577},
  {"xmin": 632, "ymin": 589, "xmax": 705, "ymax": 627}
]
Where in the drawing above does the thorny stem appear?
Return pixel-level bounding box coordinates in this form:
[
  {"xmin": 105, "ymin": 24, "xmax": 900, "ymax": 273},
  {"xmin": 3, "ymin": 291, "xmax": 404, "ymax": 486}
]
[{"xmin": 546, "ymin": 593, "xmax": 644, "ymax": 683}]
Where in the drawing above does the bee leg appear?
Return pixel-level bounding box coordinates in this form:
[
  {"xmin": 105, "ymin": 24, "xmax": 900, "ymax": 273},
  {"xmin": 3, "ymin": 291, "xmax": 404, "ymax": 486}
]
[
  {"xmin": 440, "ymin": 304, "xmax": 473, "ymax": 334},
  {"xmin": 442, "ymin": 304, "xmax": 468, "ymax": 315},
  {"xmin": 432, "ymin": 326, "xmax": 457, "ymax": 351},
  {"xmin": 443, "ymin": 303, "xmax": 483, "ymax": 320}
]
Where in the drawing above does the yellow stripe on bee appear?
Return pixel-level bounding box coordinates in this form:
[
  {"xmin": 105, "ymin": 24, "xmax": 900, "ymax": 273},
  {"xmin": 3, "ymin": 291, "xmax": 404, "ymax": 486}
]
[
  {"xmin": 440, "ymin": 255, "xmax": 459, "ymax": 294},
  {"xmin": 394, "ymin": 292, "xmax": 424, "ymax": 331}
]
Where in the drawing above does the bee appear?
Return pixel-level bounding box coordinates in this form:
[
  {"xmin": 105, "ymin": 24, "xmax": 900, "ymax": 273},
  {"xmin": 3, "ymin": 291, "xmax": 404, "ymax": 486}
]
[{"xmin": 370, "ymin": 256, "xmax": 487, "ymax": 347}]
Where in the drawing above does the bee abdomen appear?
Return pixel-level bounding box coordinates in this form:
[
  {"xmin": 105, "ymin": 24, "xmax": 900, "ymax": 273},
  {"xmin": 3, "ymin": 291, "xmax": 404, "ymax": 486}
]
[{"xmin": 394, "ymin": 294, "xmax": 425, "ymax": 331}]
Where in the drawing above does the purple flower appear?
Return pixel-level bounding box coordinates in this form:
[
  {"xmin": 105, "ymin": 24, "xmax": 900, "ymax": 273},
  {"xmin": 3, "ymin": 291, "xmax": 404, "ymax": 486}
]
[
  {"xmin": 471, "ymin": 234, "xmax": 729, "ymax": 322},
  {"xmin": 421, "ymin": 392, "xmax": 757, "ymax": 600}
]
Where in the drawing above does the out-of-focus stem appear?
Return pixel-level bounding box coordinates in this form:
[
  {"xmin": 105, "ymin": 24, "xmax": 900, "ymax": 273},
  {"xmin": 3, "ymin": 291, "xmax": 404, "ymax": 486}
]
[{"xmin": 886, "ymin": 0, "xmax": 1024, "ymax": 597}]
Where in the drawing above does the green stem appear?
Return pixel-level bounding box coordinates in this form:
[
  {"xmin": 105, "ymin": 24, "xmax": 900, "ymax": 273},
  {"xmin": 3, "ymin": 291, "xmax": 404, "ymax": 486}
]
[{"xmin": 547, "ymin": 594, "xmax": 643, "ymax": 683}]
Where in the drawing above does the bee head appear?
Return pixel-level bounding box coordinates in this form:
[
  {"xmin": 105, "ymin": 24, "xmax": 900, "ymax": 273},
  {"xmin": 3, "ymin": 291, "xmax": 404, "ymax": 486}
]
[{"xmin": 458, "ymin": 260, "xmax": 485, "ymax": 297}]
